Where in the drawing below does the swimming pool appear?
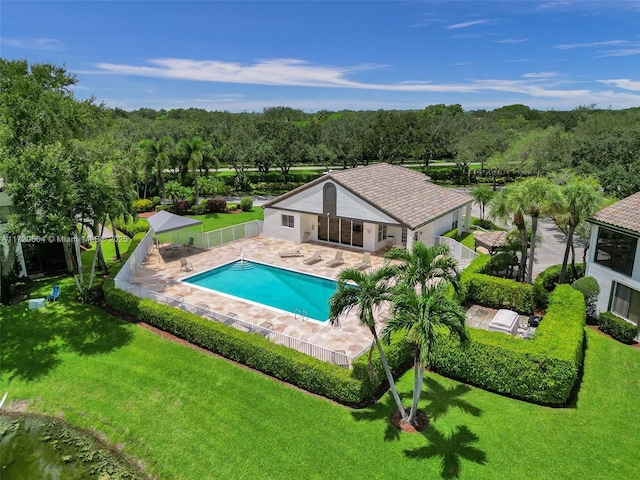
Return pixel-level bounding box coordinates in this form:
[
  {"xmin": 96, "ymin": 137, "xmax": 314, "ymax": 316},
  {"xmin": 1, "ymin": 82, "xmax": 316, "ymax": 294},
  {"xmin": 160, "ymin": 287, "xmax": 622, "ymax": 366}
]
[{"xmin": 182, "ymin": 260, "xmax": 338, "ymax": 322}]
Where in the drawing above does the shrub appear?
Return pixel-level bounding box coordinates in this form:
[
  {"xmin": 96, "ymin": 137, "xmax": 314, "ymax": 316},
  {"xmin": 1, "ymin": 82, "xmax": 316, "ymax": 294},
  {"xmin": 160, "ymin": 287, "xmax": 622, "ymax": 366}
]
[
  {"xmin": 206, "ymin": 197, "xmax": 227, "ymax": 213},
  {"xmin": 571, "ymin": 276, "xmax": 600, "ymax": 319},
  {"xmin": 599, "ymin": 312, "xmax": 639, "ymax": 344},
  {"xmin": 151, "ymin": 196, "xmax": 161, "ymax": 206},
  {"xmin": 132, "ymin": 199, "xmax": 154, "ymax": 213},
  {"xmin": 533, "ymin": 263, "xmax": 585, "ymax": 309},
  {"xmin": 240, "ymin": 196, "xmax": 253, "ymax": 212},
  {"xmin": 155, "ymin": 204, "xmax": 172, "ymax": 212},
  {"xmin": 437, "ymin": 285, "xmax": 585, "ymax": 405},
  {"xmin": 460, "ymin": 254, "xmax": 533, "ymax": 314},
  {"xmin": 191, "ymin": 203, "xmax": 207, "ymax": 215},
  {"xmin": 173, "ymin": 200, "xmax": 192, "ymax": 215},
  {"xmin": 114, "ymin": 218, "xmax": 149, "ymax": 238}
]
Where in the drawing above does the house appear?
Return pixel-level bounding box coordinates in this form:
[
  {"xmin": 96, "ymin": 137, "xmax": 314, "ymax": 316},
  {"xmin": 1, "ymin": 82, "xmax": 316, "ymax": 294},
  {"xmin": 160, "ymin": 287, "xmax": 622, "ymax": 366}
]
[
  {"xmin": 262, "ymin": 163, "xmax": 473, "ymax": 252},
  {"xmin": 586, "ymin": 191, "xmax": 640, "ymax": 335}
]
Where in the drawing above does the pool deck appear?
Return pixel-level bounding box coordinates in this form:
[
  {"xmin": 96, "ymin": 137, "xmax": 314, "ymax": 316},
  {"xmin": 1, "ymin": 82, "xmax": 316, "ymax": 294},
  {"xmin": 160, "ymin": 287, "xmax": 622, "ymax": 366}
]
[{"xmin": 131, "ymin": 237, "xmax": 392, "ymax": 358}]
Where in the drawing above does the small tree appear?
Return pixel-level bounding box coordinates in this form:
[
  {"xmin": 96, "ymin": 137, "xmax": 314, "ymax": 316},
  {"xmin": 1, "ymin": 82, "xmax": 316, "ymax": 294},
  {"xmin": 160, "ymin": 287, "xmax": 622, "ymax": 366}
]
[
  {"xmin": 471, "ymin": 185, "xmax": 494, "ymax": 220},
  {"xmin": 572, "ymin": 276, "xmax": 600, "ymax": 320}
]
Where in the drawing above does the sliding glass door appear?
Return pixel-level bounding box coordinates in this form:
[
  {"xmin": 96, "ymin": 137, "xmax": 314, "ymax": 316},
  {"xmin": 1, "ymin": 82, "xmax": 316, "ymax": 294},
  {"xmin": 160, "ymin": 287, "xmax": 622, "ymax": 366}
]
[{"xmin": 316, "ymin": 216, "xmax": 364, "ymax": 248}]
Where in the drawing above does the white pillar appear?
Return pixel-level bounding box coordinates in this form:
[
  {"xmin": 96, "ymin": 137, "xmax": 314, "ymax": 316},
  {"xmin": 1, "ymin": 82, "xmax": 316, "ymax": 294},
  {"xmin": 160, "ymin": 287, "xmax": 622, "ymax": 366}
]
[
  {"xmin": 465, "ymin": 204, "xmax": 472, "ymax": 231},
  {"xmin": 406, "ymin": 229, "xmax": 415, "ymax": 250}
]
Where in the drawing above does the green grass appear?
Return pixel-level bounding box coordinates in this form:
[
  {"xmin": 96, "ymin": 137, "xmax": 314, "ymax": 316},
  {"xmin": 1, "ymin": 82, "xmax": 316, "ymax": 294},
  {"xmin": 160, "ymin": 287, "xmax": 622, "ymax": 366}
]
[
  {"xmin": 187, "ymin": 207, "xmax": 264, "ymax": 232},
  {"xmin": 2, "ymin": 282, "xmax": 639, "ymax": 479},
  {"xmin": 443, "ymin": 228, "xmax": 476, "ymax": 250}
]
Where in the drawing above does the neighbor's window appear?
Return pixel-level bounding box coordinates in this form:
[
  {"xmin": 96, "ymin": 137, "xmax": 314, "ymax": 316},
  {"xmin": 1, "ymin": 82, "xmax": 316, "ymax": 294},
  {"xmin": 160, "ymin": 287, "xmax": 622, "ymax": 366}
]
[
  {"xmin": 595, "ymin": 227, "xmax": 637, "ymax": 276},
  {"xmin": 281, "ymin": 214, "xmax": 294, "ymax": 228},
  {"xmin": 610, "ymin": 282, "xmax": 640, "ymax": 325},
  {"xmin": 378, "ymin": 225, "xmax": 387, "ymax": 242},
  {"xmin": 401, "ymin": 228, "xmax": 408, "ymax": 244}
]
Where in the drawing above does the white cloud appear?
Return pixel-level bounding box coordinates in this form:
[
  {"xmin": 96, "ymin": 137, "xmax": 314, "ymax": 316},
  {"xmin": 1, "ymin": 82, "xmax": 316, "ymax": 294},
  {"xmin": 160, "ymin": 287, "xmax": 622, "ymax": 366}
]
[
  {"xmin": 1, "ymin": 37, "xmax": 63, "ymax": 51},
  {"xmin": 446, "ymin": 19, "xmax": 491, "ymax": 30},
  {"xmin": 554, "ymin": 40, "xmax": 628, "ymax": 50},
  {"xmin": 599, "ymin": 79, "xmax": 640, "ymax": 91},
  {"xmin": 522, "ymin": 72, "xmax": 558, "ymax": 79},
  {"xmin": 494, "ymin": 38, "xmax": 528, "ymax": 44},
  {"xmin": 91, "ymin": 57, "xmax": 590, "ymax": 99},
  {"xmin": 597, "ymin": 47, "xmax": 640, "ymax": 57}
]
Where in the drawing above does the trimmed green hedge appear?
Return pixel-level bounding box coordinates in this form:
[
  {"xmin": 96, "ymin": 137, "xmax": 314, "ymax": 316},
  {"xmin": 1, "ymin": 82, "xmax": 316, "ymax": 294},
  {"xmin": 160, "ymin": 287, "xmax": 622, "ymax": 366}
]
[
  {"xmin": 435, "ymin": 285, "xmax": 585, "ymax": 405},
  {"xmin": 599, "ymin": 312, "xmax": 639, "ymax": 345},
  {"xmin": 102, "ymin": 234, "xmax": 412, "ymax": 406},
  {"xmin": 533, "ymin": 263, "xmax": 585, "ymax": 309},
  {"xmin": 461, "ymin": 255, "xmax": 534, "ymax": 314}
]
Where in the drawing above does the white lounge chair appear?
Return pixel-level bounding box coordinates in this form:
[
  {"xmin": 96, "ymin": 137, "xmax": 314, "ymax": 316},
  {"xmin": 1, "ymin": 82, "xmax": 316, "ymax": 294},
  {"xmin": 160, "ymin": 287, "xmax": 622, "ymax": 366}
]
[
  {"xmin": 180, "ymin": 257, "xmax": 193, "ymax": 271},
  {"xmin": 279, "ymin": 248, "xmax": 303, "ymax": 258},
  {"xmin": 353, "ymin": 252, "xmax": 371, "ymax": 271},
  {"xmin": 303, "ymin": 250, "xmax": 323, "ymax": 265},
  {"xmin": 326, "ymin": 250, "xmax": 344, "ymax": 267}
]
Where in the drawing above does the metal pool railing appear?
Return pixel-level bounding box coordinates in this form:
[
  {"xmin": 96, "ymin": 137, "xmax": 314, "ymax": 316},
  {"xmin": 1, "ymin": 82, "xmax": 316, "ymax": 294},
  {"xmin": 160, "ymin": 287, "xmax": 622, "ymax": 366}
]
[{"xmin": 116, "ymin": 281, "xmax": 366, "ymax": 369}]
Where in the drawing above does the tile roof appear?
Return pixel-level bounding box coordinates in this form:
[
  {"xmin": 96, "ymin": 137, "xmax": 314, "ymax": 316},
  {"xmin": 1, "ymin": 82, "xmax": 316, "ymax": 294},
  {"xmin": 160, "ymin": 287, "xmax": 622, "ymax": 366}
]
[
  {"xmin": 588, "ymin": 191, "xmax": 640, "ymax": 235},
  {"xmin": 264, "ymin": 163, "xmax": 473, "ymax": 230}
]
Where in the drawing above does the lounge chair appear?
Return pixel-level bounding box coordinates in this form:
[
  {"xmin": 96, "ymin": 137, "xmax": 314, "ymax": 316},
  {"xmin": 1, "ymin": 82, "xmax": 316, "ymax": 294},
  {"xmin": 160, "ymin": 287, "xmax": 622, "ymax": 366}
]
[
  {"xmin": 46, "ymin": 285, "xmax": 60, "ymax": 302},
  {"xmin": 279, "ymin": 248, "xmax": 303, "ymax": 258},
  {"xmin": 180, "ymin": 257, "xmax": 193, "ymax": 271},
  {"xmin": 353, "ymin": 252, "xmax": 371, "ymax": 271},
  {"xmin": 183, "ymin": 237, "xmax": 195, "ymax": 250},
  {"xmin": 303, "ymin": 250, "xmax": 323, "ymax": 265},
  {"xmin": 326, "ymin": 250, "xmax": 344, "ymax": 267}
]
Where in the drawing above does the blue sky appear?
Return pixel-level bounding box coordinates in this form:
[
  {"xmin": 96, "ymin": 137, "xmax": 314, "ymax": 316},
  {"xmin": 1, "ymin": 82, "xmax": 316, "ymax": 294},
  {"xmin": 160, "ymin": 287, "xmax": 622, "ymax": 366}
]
[{"xmin": 2, "ymin": 1, "xmax": 640, "ymax": 112}]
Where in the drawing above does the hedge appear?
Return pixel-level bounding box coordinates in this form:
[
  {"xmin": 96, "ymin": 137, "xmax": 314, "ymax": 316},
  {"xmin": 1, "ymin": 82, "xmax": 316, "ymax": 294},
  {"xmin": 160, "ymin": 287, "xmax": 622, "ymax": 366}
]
[
  {"xmin": 598, "ymin": 312, "xmax": 639, "ymax": 345},
  {"xmin": 435, "ymin": 285, "xmax": 585, "ymax": 405},
  {"xmin": 533, "ymin": 263, "xmax": 585, "ymax": 309},
  {"xmin": 460, "ymin": 254, "xmax": 534, "ymax": 314},
  {"xmin": 102, "ymin": 234, "xmax": 412, "ymax": 406}
]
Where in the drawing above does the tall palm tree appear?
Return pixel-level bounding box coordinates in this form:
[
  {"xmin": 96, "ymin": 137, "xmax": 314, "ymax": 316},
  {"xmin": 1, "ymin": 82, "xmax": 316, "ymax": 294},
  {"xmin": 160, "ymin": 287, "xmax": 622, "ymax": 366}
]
[
  {"xmin": 138, "ymin": 137, "xmax": 173, "ymax": 202},
  {"xmin": 515, "ymin": 177, "xmax": 564, "ymax": 284},
  {"xmin": 556, "ymin": 178, "xmax": 603, "ymax": 283},
  {"xmin": 489, "ymin": 186, "xmax": 529, "ymax": 281},
  {"xmin": 383, "ymin": 282, "xmax": 469, "ymax": 426},
  {"xmin": 177, "ymin": 136, "xmax": 210, "ymax": 203},
  {"xmin": 384, "ymin": 242, "xmax": 461, "ymax": 296},
  {"xmin": 328, "ymin": 266, "xmax": 408, "ymax": 422}
]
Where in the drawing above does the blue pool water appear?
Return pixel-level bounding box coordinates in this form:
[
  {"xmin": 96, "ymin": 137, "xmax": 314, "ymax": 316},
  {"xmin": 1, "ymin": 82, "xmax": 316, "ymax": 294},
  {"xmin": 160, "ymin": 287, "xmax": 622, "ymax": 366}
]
[{"xmin": 183, "ymin": 260, "xmax": 338, "ymax": 321}]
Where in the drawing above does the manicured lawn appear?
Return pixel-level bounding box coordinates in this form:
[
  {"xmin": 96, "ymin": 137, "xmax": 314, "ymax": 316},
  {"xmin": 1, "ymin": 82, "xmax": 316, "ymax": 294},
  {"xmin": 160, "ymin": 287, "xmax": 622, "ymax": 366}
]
[
  {"xmin": 188, "ymin": 207, "xmax": 264, "ymax": 232},
  {"xmin": 2, "ymin": 284, "xmax": 639, "ymax": 479}
]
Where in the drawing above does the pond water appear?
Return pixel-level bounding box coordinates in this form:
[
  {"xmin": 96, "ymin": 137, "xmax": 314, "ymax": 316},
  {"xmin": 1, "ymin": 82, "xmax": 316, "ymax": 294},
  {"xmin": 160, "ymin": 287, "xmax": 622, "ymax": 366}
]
[{"xmin": 0, "ymin": 414, "xmax": 144, "ymax": 479}]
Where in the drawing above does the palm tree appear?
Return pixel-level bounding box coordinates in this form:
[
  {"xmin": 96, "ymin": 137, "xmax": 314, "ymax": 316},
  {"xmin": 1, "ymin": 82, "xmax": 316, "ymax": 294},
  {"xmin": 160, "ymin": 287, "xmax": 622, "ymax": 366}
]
[
  {"xmin": 177, "ymin": 137, "xmax": 210, "ymax": 203},
  {"xmin": 556, "ymin": 178, "xmax": 603, "ymax": 283},
  {"xmin": 383, "ymin": 282, "xmax": 469, "ymax": 426},
  {"xmin": 384, "ymin": 242, "xmax": 461, "ymax": 296},
  {"xmin": 489, "ymin": 186, "xmax": 529, "ymax": 281},
  {"xmin": 328, "ymin": 266, "xmax": 407, "ymax": 422},
  {"xmin": 515, "ymin": 177, "xmax": 564, "ymax": 284},
  {"xmin": 471, "ymin": 185, "xmax": 494, "ymax": 221},
  {"xmin": 138, "ymin": 137, "xmax": 173, "ymax": 202}
]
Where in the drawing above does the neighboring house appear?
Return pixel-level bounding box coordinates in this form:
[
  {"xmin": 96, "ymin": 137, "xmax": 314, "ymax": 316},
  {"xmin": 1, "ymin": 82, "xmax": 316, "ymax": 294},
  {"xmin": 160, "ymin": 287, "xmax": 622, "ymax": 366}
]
[
  {"xmin": 0, "ymin": 178, "xmax": 67, "ymax": 278},
  {"xmin": 262, "ymin": 163, "xmax": 473, "ymax": 252},
  {"xmin": 586, "ymin": 191, "xmax": 640, "ymax": 336}
]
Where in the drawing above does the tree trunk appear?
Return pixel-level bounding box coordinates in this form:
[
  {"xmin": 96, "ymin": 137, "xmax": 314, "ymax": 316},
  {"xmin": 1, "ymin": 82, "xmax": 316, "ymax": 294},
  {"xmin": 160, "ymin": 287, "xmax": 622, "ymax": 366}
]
[
  {"xmin": 372, "ymin": 331, "xmax": 408, "ymax": 421},
  {"xmin": 517, "ymin": 225, "xmax": 528, "ymax": 282},
  {"xmin": 527, "ymin": 216, "xmax": 539, "ymax": 284},
  {"xmin": 408, "ymin": 355, "xmax": 425, "ymax": 425},
  {"xmin": 0, "ymin": 240, "xmax": 17, "ymax": 305},
  {"xmin": 111, "ymin": 217, "xmax": 121, "ymax": 260},
  {"xmin": 559, "ymin": 224, "xmax": 575, "ymax": 284}
]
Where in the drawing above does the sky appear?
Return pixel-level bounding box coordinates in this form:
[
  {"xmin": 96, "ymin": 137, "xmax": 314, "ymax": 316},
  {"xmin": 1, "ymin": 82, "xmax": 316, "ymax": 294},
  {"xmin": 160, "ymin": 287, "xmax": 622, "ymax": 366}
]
[{"xmin": 2, "ymin": 0, "xmax": 640, "ymax": 113}]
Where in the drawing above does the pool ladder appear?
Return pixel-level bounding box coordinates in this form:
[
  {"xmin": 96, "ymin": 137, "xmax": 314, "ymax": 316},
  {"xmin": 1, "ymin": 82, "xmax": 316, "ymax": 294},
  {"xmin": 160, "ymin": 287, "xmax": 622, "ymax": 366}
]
[{"xmin": 295, "ymin": 308, "xmax": 308, "ymax": 323}]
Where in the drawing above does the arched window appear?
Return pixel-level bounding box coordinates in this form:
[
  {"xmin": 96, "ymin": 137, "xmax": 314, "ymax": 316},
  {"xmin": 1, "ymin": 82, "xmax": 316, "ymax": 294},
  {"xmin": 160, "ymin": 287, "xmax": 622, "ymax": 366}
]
[{"xmin": 323, "ymin": 183, "xmax": 337, "ymax": 216}]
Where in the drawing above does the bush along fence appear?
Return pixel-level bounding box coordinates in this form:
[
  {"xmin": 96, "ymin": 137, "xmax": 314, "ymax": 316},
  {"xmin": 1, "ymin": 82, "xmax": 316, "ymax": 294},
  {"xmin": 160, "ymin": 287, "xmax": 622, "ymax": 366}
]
[{"xmin": 103, "ymin": 233, "xmax": 413, "ymax": 407}]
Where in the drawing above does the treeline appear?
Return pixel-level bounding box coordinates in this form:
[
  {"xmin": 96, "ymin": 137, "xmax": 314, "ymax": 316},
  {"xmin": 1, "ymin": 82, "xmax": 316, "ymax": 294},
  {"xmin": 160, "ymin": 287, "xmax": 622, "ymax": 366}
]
[{"xmin": 102, "ymin": 103, "xmax": 640, "ymax": 199}]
